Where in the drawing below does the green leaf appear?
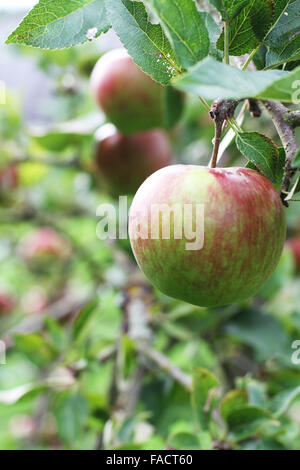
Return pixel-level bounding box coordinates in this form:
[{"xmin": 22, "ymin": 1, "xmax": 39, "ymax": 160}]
[
  {"xmin": 264, "ymin": 1, "xmax": 300, "ymax": 67},
  {"xmin": 265, "ymin": 0, "xmax": 300, "ymax": 47},
  {"xmin": 14, "ymin": 334, "xmax": 58, "ymax": 366},
  {"xmin": 217, "ymin": 0, "xmax": 290, "ymax": 57},
  {"xmin": 246, "ymin": 145, "xmax": 285, "ymax": 188},
  {"xmin": 269, "ymin": 386, "xmax": 300, "ymax": 417},
  {"xmin": 164, "ymin": 86, "xmax": 185, "ymax": 129},
  {"xmin": 225, "ymin": 309, "xmax": 291, "ymax": 362},
  {"xmin": 260, "ymin": 65, "xmax": 300, "ymax": 102},
  {"xmin": 6, "ymin": 0, "xmax": 110, "ymax": 49},
  {"xmin": 217, "ymin": 0, "xmax": 274, "ymax": 56},
  {"xmin": 172, "ymin": 57, "xmax": 300, "ymax": 103},
  {"xmin": 199, "ymin": 11, "xmax": 222, "ymax": 61},
  {"xmin": 168, "ymin": 431, "xmax": 201, "ymax": 450},
  {"xmin": 208, "ymin": 0, "xmax": 248, "ymax": 21},
  {"xmin": 71, "ymin": 298, "xmax": 99, "ymax": 343},
  {"xmin": 292, "ymin": 149, "xmax": 300, "ymax": 168},
  {"xmin": 29, "ymin": 112, "xmax": 103, "ymax": 152},
  {"xmin": 191, "ymin": 367, "xmax": 219, "ymax": 437},
  {"xmin": 121, "ymin": 335, "xmax": 137, "ymax": 378},
  {"xmin": 220, "ymin": 389, "xmax": 248, "ymax": 421},
  {"xmin": 0, "ymin": 383, "xmax": 46, "ymax": 405},
  {"xmin": 150, "ymin": 0, "xmax": 209, "ymax": 69},
  {"xmin": 44, "ymin": 316, "xmax": 67, "ymax": 350},
  {"xmin": 236, "ymin": 132, "xmax": 281, "ymax": 183},
  {"xmin": 272, "ymin": 0, "xmax": 291, "ymax": 21},
  {"xmin": 117, "ymin": 414, "xmax": 138, "ymax": 443},
  {"xmin": 266, "ymin": 36, "xmax": 300, "ymax": 68},
  {"xmin": 226, "ymin": 405, "xmax": 277, "ymax": 442},
  {"xmin": 106, "ymin": 0, "xmax": 181, "ymax": 85},
  {"xmin": 246, "ymin": 380, "xmax": 268, "ymax": 408},
  {"xmin": 285, "ymin": 174, "xmax": 300, "ymax": 201},
  {"xmin": 253, "ymin": 44, "xmax": 268, "ymax": 70},
  {"xmin": 55, "ymin": 393, "xmax": 89, "ymax": 443}
]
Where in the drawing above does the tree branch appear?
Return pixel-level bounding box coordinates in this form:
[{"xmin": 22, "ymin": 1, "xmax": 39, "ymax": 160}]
[
  {"xmin": 210, "ymin": 99, "xmax": 240, "ymax": 122},
  {"xmin": 284, "ymin": 110, "xmax": 300, "ymax": 128},
  {"xmin": 248, "ymin": 99, "xmax": 261, "ymax": 118},
  {"xmin": 138, "ymin": 342, "xmax": 192, "ymax": 391},
  {"xmin": 4, "ymin": 289, "xmax": 95, "ymax": 340},
  {"xmin": 263, "ymin": 100, "xmax": 299, "ymax": 205}
]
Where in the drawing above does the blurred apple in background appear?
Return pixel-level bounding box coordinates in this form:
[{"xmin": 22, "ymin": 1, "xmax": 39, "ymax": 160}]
[
  {"xmin": 18, "ymin": 227, "xmax": 71, "ymax": 267},
  {"xmin": 91, "ymin": 48, "xmax": 183, "ymax": 135},
  {"xmin": 94, "ymin": 124, "xmax": 172, "ymax": 197}
]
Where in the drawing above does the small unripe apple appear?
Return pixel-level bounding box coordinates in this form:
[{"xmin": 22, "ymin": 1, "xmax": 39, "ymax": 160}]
[
  {"xmin": 94, "ymin": 125, "xmax": 172, "ymax": 196},
  {"xmin": 91, "ymin": 48, "xmax": 182, "ymax": 134},
  {"xmin": 18, "ymin": 227, "xmax": 71, "ymax": 265},
  {"xmin": 129, "ymin": 165, "xmax": 286, "ymax": 308},
  {"xmin": 287, "ymin": 238, "xmax": 300, "ymax": 270},
  {"xmin": 0, "ymin": 292, "xmax": 15, "ymax": 315}
]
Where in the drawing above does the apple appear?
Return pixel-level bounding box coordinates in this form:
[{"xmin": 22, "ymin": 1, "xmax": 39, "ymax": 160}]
[
  {"xmin": 129, "ymin": 165, "xmax": 286, "ymax": 308},
  {"xmin": 287, "ymin": 238, "xmax": 300, "ymax": 270},
  {"xmin": 0, "ymin": 292, "xmax": 14, "ymax": 315},
  {"xmin": 18, "ymin": 227, "xmax": 71, "ymax": 265},
  {"xmin": 91, "ymin": 48, "xmax": 183, "ymax": 134},
  {"xmin": 94, "ymin": 125, "xmax": 172, "ymax": 196}
]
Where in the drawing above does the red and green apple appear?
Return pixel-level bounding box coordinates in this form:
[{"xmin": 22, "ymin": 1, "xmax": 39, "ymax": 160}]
[{"xmin": 129, "ymin": 165, "xmax": 286, "ymax": 307}]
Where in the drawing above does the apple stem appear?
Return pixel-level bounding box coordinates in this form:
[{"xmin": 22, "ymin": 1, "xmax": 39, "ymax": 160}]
[
  {"xmin": 209, "ymin": 119, "xmax": 223, "ymax": 168},
  {"xmin": 209, "ymin": 99, "xmax": 239, "ymax": 169}
]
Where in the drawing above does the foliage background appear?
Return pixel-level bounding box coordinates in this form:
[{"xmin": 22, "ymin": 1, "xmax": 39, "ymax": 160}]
[{"xmin": 0, "ymin": 0, "xmax": 300, "ymax": 450}]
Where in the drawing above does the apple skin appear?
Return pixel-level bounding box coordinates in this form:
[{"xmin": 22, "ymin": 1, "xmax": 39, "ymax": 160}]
[
  {"xmin": 95, "ymin": 127, "xmax": 172, "ymax": 196},
  {"xmin": 287, "ymin": 238, "xmax": 300, "ymax": 270},
  {"xmin": 91, "ymin": 49, "xmax": 182, "ymax": 134},
  {"xmin": 129, "ymin": 165, "xmax": 286, "ymax": 308}
]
